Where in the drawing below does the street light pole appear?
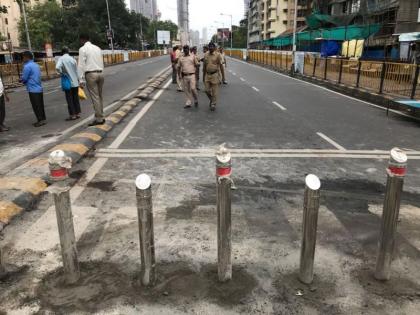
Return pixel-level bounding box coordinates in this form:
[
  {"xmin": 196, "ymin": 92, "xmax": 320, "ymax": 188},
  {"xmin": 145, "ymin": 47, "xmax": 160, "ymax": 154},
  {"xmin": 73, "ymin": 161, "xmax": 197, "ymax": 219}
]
[
  {"xmin": 292, "ymin": 0, "xmax": 298, "ymax": 53},
  {"xmin": 139, "ymin": 3, "xmax": 144, "ymax": 50},
  {"xmin": 20, "ymin": 1, "xmax": 32, "ymax": 51},
  {"xmin": 105, "ymin": 0, "xmax": 114, "ymax": 53}
]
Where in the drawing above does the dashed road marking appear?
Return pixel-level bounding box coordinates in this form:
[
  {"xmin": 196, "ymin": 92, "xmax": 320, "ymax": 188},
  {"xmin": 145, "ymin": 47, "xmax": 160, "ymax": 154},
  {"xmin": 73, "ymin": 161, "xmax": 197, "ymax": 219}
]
[
  {"xmin": 252, "ymin": 86, "xmax": 259, "ymax": 92},
  {"xmin": 232, "ymin": 72, "xmax": 236, "ymax": 75},
  {"xmin": 240, "ymin": 77, "xmax": 245, "ymax": 81},
  {"xmin": 316, "ymin": 132, "xmax": 346, "ymax": 151},
  {"xmin": 273, "ymin": 101, "xmax": 287, "ymax": 111}
]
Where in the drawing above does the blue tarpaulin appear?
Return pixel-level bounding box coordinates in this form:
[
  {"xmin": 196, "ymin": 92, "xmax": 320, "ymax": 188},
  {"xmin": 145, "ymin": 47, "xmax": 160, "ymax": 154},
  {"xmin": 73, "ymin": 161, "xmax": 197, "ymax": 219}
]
[{"xmin": 321, "ymin": 40, "xmax": 340, "ymax": 57}]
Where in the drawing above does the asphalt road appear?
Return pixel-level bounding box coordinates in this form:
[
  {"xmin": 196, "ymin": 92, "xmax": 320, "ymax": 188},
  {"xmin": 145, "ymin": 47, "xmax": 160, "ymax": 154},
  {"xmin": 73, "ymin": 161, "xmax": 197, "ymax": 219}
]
[
  {"xmin": 0, "ymin": 55, "xmax": 169, "ymax": 174},
  {"xmin": 2, "ymin": 56, "xmax": 420, "ymax": 314}
]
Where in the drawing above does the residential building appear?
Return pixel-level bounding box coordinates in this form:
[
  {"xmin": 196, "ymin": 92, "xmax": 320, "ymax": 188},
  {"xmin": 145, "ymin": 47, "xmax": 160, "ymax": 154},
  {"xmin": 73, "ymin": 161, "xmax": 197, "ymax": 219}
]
[
  {"xmin": 189, "ymin": 30, "xmax": 200, "ymax": 47},
  {"xmin": 244, "ymin": 0, "xmax": 251, "ymax": 15},
  {"xmin": 201, "ymin": 27, "xmax": 208, "ymax": 44},
  {"xmin": 130, "ymin": 0, "xmax": 158, "ymax": 20},
  {"xmin": 0, "ymin": 0, "xmax": 58, "ymax": 49},
  {"xmin": 249, "ymin": 0, "xmax": 308, "ymax": 48}
]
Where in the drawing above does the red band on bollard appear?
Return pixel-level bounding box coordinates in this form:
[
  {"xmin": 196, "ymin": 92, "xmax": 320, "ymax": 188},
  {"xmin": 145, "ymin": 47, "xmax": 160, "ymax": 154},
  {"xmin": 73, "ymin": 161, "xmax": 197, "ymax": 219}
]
[
  {"xmin": 50, "ymin": 168, "xmax": 68, "ymax": 179},
  {"xmin": 217, "ymin": 167, "xmax": 232, "ymax": 177},
  {"xmin": 388, "ymin": 166, "xmax": 406, "ymax": 176}
]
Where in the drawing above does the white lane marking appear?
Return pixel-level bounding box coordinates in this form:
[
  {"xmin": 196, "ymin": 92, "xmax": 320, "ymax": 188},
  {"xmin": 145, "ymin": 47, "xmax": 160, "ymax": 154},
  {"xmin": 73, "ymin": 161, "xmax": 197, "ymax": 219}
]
[
  {"xmin": 70, "ymin": 76, "xmax": 171, "ymax": 204},
  {"xmin": 240, "ymin": 77, "xmax": 245, "ymax": 82},
  {"xmin": 95, "ymin": 152, "xmax": 420, "ymax": 160},
  {"xmin": 273, "ymin": 101, "xmax": 287, "ymax": 111},
  {"xmin": 71, "ymin": 157, "xmax": 109, "ymax": 202},
  {"xmin": 98, "ymin": 148, "xmax": 420, "ymax": 155},
  {"xmin": 232, "ymin": 72, "xmax": 236, "ymax": 75},
  {"xmin": 108, "ymin": 79, "xmax": 172, "ymax": 149},
  {"xmin": 252, "ymin": 86, "xmax": 259, "ymax": 92},
  {"xmin": 61, "ymin": 66, "xmax": 170, "ymax": 137},
  {"xmin": 228, "ymin": 57, "xmax": 420, "ymax": 123},
  {"xmin": 317, "ymin": 132, "xmax": 346, "ymax": 151}
]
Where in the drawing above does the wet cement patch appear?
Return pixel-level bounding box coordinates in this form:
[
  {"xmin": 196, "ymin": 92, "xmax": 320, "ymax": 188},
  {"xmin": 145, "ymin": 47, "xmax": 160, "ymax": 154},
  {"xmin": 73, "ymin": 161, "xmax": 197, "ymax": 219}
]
[
  {"xmin": 34, "ymin": 260, "xmax": 258, "ymax": 314},
  {"xmin": 273, "ymin": 271, "xmax": 342, "ymax": 315},
  {"xmin": 86, "ymin": 180, "xmax": 117, "ymax": 192}
]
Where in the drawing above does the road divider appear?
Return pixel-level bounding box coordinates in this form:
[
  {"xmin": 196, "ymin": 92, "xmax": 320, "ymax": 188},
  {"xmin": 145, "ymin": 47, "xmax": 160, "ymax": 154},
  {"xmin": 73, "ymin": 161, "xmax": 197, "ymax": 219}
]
[{"xmin": 0, "ymin": 67, "xmax": 171, "ymax": 232}]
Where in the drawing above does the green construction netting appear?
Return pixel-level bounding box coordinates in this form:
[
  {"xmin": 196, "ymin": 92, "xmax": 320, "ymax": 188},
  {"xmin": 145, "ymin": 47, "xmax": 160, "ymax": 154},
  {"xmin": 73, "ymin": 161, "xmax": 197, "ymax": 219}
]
[
  {"xmin": 263, "ymin": 24, "xmax": 381, "ymax": 47},
  {"xmin": 306, "ymin": 13, "xmax": 341, "ymax": 29}
]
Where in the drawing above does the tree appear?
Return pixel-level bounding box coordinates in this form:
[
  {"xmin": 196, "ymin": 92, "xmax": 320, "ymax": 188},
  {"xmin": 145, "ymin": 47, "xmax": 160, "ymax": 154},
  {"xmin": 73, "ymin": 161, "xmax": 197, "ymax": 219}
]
[
  {"xmin": 18, "ymin": 1, "xmax": 62, "ymax": 50},
  {"xmin": 232, "ymin": 18, "xmax": 248, "ymax": 48},
  {"xmin": 18, "ymin": 0, "xmax": 177, "ymax": 51}
]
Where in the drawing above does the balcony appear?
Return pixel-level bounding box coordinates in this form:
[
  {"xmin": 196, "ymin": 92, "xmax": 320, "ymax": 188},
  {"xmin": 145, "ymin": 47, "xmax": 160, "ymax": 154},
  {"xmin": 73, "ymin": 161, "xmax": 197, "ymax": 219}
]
[
  {"xmin": 268, "ymin": 15, "xmax": 276, "ymax": 22},
  {"xmin": 267, "ymin": 28, "xmax": 276, "ymax": 34}
]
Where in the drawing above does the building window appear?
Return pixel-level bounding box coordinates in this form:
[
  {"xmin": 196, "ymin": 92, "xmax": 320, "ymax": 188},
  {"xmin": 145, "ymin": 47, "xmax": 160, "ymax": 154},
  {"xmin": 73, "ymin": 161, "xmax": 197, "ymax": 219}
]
[
  {"xmin": 7, "ymin": 33, "xmax": 10, "ymax": 39},
  {"xmin": 5, "ymin": 18, "xmax": 8, "ymax": 25}
]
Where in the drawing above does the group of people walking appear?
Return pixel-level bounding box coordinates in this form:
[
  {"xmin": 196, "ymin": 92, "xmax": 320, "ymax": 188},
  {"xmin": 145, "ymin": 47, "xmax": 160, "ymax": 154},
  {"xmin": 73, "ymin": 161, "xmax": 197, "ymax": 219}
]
[
  {"xmin": 0, "ymin": 34, "xmax": 106, "ymax": 132},
  {"xmin": 171, "ymin": 42, "xmax": 227, "ymax": 111}
]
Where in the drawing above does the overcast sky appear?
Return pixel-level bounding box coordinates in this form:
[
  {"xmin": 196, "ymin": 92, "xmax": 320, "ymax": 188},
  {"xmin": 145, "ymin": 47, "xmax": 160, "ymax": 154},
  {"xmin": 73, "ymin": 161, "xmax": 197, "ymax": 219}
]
[{"xmin": 125, "ymin": 0, "xmax": 245, "ymax": 40}]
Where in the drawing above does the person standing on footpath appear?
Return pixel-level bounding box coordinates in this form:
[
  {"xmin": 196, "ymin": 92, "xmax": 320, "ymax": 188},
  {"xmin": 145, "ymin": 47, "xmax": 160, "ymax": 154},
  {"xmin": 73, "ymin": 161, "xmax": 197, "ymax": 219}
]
[
  {"xmin": 56, "ymin": 47, "xmax": 81, "ymax": 121},
  {"xmin": 203, "ymin": 42, "xmax": 225, "ymax": 111},
  {"xmin": 190, "ymin": 46, "xmax": 201, "ymax": 90},
  {"xmin": 171, "ymin": 46, "xmax": 179, "ymax": 84},
  {"xmin": 78, "ymin": 34, "xmax": 105, "ymax": 126},
  {"xmin": 0, "ymin": 75, "xmax": 10, "ymax": 132},
  {"xmin": 178, "ymin": 45, "xmax": 199, "ymax": 109},
  {"xmin": 20, "ymin": 51, "xmax": 46, "ymax": 127}
]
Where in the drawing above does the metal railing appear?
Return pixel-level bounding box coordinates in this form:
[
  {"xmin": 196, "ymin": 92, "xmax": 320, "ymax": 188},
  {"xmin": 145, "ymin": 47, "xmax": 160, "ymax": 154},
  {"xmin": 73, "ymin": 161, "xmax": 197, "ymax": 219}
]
[
  {"xmin": 227, "ymin": 49, "xmax": 420, "ymax": 100},
  {"xmin": 1, "ymin": 50, "xmax": 166, "ymax": 88}
]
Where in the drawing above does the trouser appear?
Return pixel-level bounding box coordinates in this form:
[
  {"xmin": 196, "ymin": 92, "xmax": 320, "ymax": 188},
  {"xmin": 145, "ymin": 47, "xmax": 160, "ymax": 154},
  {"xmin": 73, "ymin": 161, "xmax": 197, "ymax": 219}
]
[
  {"xmin": 86, "ymin": 72, "xmax": 105, "ymax": 121},
  {"xmin": 0, "ymin": 95, "xmax": 5, "ymax": 126},
  {"xmin": 205, "ymin": 81, "xmax": 219, "ymax": 106},
  {"xmin": 172, "ymin": 64, "xmax": 177, "ymax": 83},
  {"xmin": 65, "ymin": 87, "xmax": 81, "ymax": 116},
  {"xmin": 182, "ymin": 74, "xmax": 198, "ymax": 105},
  {"xmin": 29, "ymin": 92, "xmax": 46, "ymax": 122}
]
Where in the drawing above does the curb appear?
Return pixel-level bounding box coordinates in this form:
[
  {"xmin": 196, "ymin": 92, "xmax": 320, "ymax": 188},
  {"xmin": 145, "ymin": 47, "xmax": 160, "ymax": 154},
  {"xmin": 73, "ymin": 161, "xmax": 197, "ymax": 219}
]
[{"xmin": 0, "ymin": 67, "xmax": 171, "ymax": 232}]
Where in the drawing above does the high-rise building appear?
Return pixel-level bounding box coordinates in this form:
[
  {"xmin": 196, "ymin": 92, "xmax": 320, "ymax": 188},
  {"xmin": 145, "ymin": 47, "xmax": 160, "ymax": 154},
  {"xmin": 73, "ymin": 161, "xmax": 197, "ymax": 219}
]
[
  {"xmin": 202, "ymin": 27, "xmax": 208, "ymax": 43},
  {"xmin": 244, "ymin": 0, "xmax": 251, "ymax": 15},
  {"xmin": 189, "ymin": 30, "xmax": 200, "ymax": 47},
  {"xmin": 177, "ymin": 0, "xmax": 189, "ymax": 45},
  {"xmin": 130, "ymin": 0, "xmax": 158, "ymax": 20},
  {"xmin": 248, "ymin": 0, "xmax": 310, "ymax": 48}
]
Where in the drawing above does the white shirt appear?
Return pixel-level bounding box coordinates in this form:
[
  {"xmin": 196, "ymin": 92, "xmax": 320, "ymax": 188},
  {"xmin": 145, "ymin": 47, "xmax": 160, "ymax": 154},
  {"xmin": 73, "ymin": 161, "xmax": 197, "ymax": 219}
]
[
  {"xmin": 0, "ymin": 77, "xmax": 4, "ymax": 96},
  {"xmin": 78, "ymin": 41, "xmax": 104, "ymax": 82}
]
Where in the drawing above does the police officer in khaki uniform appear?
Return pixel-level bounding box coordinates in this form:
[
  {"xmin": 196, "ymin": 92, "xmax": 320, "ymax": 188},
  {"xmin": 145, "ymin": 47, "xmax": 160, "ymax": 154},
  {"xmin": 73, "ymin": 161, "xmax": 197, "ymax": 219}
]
[
  {"xmin": 178, "ymin": 45, "xmax": 199, "ymax": 108},
  {"xmin": 203, "ymin": 42, "xmax": 225, "ymax": 111}
]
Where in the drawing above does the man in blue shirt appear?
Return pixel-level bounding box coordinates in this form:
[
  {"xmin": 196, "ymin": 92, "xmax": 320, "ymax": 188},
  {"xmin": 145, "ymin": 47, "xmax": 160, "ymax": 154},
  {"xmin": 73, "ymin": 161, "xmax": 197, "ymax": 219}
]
[{"xmin": 20, "ymin": 51, "xmax": 46, "ymax": 127}]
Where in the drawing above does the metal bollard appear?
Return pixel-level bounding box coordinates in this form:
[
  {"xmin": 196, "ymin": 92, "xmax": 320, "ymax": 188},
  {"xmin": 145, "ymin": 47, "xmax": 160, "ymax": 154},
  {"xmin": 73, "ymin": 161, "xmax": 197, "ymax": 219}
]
[
  {"xmin": 375, "ymin": 148, "xmax": 407, "ymax": 281},
  {"xmin": 216, "ymin": 144, "xmax": 232, "ymax": 282},
  {"xmin": 48, "ymin": 150, "xmax": 79, "ymax": 284},
  {"xmin": 48, "ymin": 150, "xmax": 72, "ymax": 182},
  {"xmin": 299, "ymin": 174, "xmax": 321, "ymax": 284},
  {"xmin": 50, "ymin": 186, "xmax": 80, "ymax": 284},
  {"xmin": 136, "ymin": 174, "xmax": 156, "ymax": 287}
]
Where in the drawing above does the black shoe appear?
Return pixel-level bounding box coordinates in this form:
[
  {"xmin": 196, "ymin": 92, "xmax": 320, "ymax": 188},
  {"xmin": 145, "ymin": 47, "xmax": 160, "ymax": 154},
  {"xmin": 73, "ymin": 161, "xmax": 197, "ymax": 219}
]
[
  {"xmin": 194, "ymin": 101, "xmax": 199, "ymax": 107},
  {"xmin": 210, "ymin": 105, "xmax": 216, "ymax": 111},
  {"xmin": 33, "ymin": 120, "xmax": 46, "ymax": 127},
  {"xmin": 223, "ymin": 81, "xmax": 228, "ymax": 85},
  {"xmin": 88, "ymin": 120, "xmax": 105, "ymax": 126},
  {"xmin": 0, "ymin": 125, "xmax": 9, "ymax": 132},
  {"xmin": 184, "ymin": 104, "xmax": 192, "ymax": 109}
]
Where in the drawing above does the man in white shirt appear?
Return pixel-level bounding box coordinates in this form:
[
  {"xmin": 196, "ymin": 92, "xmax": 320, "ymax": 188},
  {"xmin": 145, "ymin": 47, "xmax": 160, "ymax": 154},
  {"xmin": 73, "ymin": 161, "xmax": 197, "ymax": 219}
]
[
  {"xmin": 78, "ymin": 34, "xmax": 105, "ymax": 126},
  {"xmin": 0, "ymin": 75, "xmax": 10, "ymax": 132}
]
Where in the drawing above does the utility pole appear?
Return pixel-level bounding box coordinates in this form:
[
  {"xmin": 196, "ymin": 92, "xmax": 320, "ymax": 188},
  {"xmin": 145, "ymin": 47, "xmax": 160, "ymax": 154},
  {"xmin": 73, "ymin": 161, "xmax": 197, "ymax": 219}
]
[
  {"xmin": 20, "ymin": 0, "xmax": 32, "ymax": 51},
  {"xmin": 292, "ymin": 0, "xmax": 298, "ymax": 53},
  {"xmin": 105, "ymin": 0, "xmax": 114, "ymax": 53},
  {"xmin": 139, "ymin": 6, "xmax": 144, "ymax": 50}
]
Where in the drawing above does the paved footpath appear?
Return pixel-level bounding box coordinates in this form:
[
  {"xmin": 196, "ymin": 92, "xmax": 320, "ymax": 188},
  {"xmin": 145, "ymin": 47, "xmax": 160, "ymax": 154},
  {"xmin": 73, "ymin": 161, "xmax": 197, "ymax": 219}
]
[{"xmin": 1, "ymin": 57, "xmax": 420, "ymax": 314}]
